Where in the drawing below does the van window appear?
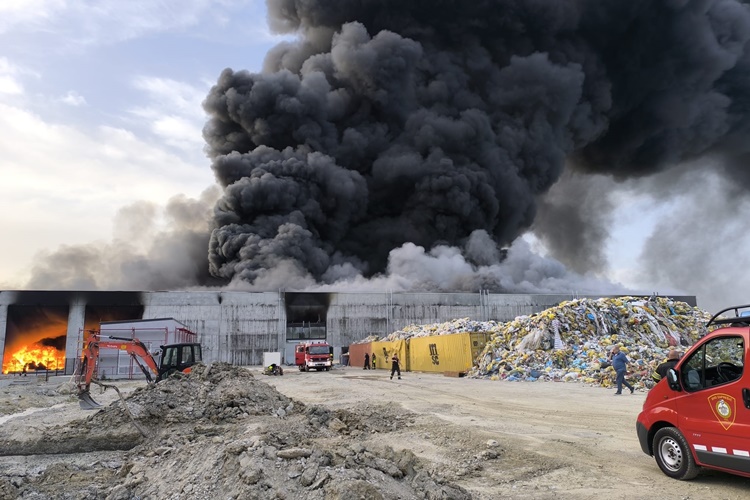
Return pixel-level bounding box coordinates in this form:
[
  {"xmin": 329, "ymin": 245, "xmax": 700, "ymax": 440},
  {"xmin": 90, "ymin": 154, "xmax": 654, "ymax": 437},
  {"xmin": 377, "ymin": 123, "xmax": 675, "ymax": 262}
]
[{"xmin": 680, "ymin": 336, "xmax": 744, "ymax": 392}]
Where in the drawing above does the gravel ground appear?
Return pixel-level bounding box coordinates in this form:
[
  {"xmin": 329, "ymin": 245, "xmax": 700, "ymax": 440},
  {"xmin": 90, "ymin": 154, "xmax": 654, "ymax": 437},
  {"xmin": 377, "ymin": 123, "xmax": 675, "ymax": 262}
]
[{"xmin": 0, "ymin": 365, "xmax": 749, "ymax": 499}]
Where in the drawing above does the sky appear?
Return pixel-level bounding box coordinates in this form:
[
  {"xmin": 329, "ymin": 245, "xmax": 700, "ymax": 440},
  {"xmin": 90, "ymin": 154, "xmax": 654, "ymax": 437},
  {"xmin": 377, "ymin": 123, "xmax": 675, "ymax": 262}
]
[
  {"xmin": 0, "ymin": 0, "xmax": 280, "ymax": 285},
  {"xmin": 2, "ymin": 0, "xmax": 750, "ymax": 314}
]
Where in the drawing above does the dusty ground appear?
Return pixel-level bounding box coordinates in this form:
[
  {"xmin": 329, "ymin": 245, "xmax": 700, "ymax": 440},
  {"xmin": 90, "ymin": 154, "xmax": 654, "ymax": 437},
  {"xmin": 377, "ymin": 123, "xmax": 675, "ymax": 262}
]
[{"xmin": 0, "ymin": 365, "xmax": 749, "ymax": 499}]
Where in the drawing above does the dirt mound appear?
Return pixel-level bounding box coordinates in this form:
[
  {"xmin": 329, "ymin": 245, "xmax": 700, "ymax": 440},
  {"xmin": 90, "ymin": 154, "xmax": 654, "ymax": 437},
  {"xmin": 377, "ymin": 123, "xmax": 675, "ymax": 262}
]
[
  {"xmin": 91, "ymin": 362, "xmax": 298, "ymax": 428},
  {"xmin": 0, "ymin": 362, "xmax": 299, "ymax": 455},
  {"xmin": 1, "ymin": 363, "xmax": 471, "ymax": 499}
]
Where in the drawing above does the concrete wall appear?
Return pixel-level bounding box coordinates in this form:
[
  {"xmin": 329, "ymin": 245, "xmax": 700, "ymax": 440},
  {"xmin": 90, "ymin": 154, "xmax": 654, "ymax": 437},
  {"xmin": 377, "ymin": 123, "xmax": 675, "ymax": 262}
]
[
  {"xmin": 0, "ymin": 290, "xmax": 698, "ymax": 372},
  {"xmin": 142, "ymin": 291, "xmax": 284, "ymax": 366},
  {"xmin": 0, "ymin": 293, "xmax": 8, "ymax": 372}
]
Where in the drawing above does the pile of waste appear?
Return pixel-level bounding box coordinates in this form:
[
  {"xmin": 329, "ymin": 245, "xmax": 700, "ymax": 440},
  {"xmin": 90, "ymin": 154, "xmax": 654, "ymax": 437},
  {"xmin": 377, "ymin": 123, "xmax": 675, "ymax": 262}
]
[
  {"xmin": 386, "ymin": 317, "xmax": 504, "ymax": 341},
  {"xmin": 467, "ymin": 296, "xmax": 714, "ymax": 389},
  {"xmin": 352, "ymin": 334, "xmax": 382, "ymax": 344},
  {"xmin": 354, "ymin": 317, "xmax": 506, "ymax": 343},
  {"xmin": 367, "ymin": 296, "xmax": 715, "ymax": 390}
]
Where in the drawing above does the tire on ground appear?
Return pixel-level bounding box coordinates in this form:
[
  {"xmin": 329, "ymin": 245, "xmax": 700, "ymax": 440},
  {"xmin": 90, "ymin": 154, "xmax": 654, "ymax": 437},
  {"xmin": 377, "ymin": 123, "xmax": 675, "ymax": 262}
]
[{"xmin": 653, "ymin": 427, "xmax": 700, "ymax": 480}]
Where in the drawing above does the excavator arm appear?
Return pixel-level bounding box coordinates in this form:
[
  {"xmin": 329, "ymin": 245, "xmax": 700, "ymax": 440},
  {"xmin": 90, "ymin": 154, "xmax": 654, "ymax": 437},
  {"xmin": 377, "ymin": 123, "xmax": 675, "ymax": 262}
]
[{"xmin": 75, "ymin": 333, "xmax": 160, "ymax": 409}]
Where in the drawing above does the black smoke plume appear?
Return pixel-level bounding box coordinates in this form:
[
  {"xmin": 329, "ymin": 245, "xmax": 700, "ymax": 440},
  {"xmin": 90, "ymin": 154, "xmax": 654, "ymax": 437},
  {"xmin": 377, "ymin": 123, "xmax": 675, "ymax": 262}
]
[
  {"xmin": 39, "ymin": 335, "xmax": 66, "ymax": 351},
  {"xmin": 202, "ymin": 0, "xmax": 750, "ymax": 294}
]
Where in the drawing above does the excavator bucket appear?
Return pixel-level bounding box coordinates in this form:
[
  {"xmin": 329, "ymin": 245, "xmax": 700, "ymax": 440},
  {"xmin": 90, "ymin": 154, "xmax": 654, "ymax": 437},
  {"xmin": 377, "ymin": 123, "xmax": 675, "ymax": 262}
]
[{"xmin": 78, "ymin": 391, "xmax": 102, "ymax": 410}]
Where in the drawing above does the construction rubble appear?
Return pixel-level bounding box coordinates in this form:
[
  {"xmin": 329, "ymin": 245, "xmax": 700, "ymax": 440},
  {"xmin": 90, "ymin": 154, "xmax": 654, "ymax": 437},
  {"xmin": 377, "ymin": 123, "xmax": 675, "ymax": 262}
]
[
  {"xmin": 388, "ymin": 297, "xmax": 715, "ymax": 390},
  {"xmin": 0, "ymin": 363, "xmax": 470, "ymax": 500}
]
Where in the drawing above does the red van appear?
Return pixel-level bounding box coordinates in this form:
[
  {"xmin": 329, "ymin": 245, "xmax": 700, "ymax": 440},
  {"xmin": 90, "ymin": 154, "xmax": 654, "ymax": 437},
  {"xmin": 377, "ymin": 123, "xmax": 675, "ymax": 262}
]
[{"xmin": 637, "ymin": 304, "xmax": 750, "ymax": 479}]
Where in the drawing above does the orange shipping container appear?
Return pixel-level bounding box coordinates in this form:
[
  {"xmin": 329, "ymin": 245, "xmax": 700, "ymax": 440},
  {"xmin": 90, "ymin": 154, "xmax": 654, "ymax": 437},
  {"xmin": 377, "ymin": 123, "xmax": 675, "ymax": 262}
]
[
  {"xmin": 347, "ymin": 342, "xmax": 373, "ymax": 368},
  {"xmin": 408, "ymin": 332, "xmax": 491, "ymax": 373}
]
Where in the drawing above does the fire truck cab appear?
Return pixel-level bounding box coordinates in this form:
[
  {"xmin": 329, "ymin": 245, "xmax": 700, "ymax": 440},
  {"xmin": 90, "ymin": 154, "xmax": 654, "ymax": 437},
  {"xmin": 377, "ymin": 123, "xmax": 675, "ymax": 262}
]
[
  {"xmin": 637, "ymin": 304, "xmax": 750, "ymax": 480},
  {"xmin": 295, "ymin": 341, "xmax": 333, "ymax": 372}
]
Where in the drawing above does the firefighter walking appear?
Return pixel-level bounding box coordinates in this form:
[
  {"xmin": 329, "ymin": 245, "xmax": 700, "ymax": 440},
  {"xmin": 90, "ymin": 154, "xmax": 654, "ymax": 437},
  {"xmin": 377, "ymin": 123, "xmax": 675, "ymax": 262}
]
[{"xmin": 390, "ymin": 353, "xmax": 401, "ymax": 380}]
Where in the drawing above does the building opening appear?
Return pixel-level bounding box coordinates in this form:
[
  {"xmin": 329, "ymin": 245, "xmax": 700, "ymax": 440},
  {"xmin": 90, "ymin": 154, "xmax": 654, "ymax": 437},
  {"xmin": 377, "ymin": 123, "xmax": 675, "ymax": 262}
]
[
  {"xmin": 284, "ymin": 292, "xmax": 330, "ymax": 341},
  {"xmin": 2, "ymin": 306, "xmax": 68, "ymax": 375}
]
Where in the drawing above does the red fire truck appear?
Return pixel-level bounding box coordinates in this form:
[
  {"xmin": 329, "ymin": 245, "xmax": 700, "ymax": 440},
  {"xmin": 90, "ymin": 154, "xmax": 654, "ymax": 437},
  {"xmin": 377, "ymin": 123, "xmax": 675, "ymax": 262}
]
[
  {"xmin": 637, "ymin": 304, "xmax": 750, "ymax": 480},
  {"xmin": 295, "ymin": 341, "xmax": 333, "ymax": 372}
]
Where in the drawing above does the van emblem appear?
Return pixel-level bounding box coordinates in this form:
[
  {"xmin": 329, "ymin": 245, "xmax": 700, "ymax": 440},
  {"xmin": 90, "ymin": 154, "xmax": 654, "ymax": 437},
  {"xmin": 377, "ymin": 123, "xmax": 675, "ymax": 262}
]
[{"xmin": 708, "ymin": 393, "xmax": 736, "ymax": 430}]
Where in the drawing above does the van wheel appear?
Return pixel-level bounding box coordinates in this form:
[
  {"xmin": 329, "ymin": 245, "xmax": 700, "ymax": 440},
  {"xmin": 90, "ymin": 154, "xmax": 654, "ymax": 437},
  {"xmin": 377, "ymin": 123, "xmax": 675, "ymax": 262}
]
[{"xmin": 653, "ymin": 427, "xmax": 699, "ymax": 480}]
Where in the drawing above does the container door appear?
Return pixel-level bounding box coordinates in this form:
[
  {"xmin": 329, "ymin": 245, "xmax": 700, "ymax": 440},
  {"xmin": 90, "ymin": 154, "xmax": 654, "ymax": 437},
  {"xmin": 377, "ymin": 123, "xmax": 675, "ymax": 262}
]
[{"xmin": 676, "ymin": 334, "xmax": 750, "ymax": 475}]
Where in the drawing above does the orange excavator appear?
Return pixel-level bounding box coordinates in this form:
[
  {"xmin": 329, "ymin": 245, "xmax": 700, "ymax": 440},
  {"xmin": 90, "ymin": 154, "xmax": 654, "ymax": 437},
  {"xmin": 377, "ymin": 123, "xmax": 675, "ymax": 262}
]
[{"xmin": 75, "ymin": 331, "xmax": 203, "ymax": 409}]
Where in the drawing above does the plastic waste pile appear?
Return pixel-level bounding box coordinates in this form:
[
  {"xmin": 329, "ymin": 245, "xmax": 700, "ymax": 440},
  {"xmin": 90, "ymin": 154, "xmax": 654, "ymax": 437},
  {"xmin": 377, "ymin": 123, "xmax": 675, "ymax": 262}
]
[
  {"xmin": 468, "ymin": 296, "xmax": 714, "ymax": 389},
  {"xmin": 353, "ymin": 317, "xmax": 505, "ymax": 343},
  {"xmin": 386, "ymin": 317, "xmax": 504, "ymax": 340},
  {"xmin": 352, "ymin": 334, "xmax": 382, "ymax": 344}
]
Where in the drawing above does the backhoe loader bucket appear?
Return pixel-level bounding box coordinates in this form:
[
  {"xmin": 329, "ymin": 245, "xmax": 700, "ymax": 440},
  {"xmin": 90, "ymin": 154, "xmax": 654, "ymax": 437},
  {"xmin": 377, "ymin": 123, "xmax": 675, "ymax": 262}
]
[{"xmin": 78, "ymin": 391, "xmax": 102, "ymax": 410}]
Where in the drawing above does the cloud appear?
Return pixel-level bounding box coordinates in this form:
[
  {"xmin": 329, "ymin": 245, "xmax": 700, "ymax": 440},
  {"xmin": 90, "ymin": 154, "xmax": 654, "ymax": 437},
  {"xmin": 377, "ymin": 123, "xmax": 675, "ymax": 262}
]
[
  {"xmin": 129, "ymin": 76, "xmax": 208, "ymax": 153},
  {"xmin": 0, "ymin": 57, "xmax": 25, "ymax": 95},
  {"xmin": 0, "ymin": 0, "xmax": 66, "ymax": 34},
  {"xmin": 24, "ymin": 187, "xmax": 223, "ymax": 291},
  {"xmin": 59, "ymin": 90, "xmax": 86, "ymax": 106},
  {"xmin": 0, "ymin": 76, "xmax": 23, "ymax": 95},
  {"xmin": 0, "ymin": 2, "xmax": 291, "ymax": 290},
  {"xmin": 0, "ymin": 1, "xmax": 272, "ymax": 47},
  {"xmin": 0, "ymin": 101, "xmax": 213, "ymax": 287}
]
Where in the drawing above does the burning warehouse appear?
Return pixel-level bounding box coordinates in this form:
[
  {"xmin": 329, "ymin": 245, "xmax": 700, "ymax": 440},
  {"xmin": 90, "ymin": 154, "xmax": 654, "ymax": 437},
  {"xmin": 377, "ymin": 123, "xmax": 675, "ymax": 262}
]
[
  {"xmin": 5, "ymin": 2, "xmax": 747, "ymax": 369},
  {"xmin": 0, "ymin": 290, "xmax": 697, "ymax": 377},
  {"xmin": 18, "ymin": 1, "xmax": 750, "ymax": 314}
]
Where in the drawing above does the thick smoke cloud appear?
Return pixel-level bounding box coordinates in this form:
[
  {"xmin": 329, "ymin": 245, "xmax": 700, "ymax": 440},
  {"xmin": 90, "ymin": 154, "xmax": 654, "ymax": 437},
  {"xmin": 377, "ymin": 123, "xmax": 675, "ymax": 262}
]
[
  {"xmin": 634, "ymin": 167, "xmax": 750, "ymax": 312},
  {"xmin": 202, "ymin": 0, "xmax": 750, "ymax": 294},
  {"xmin": 533, "ymin": 169, "xmax": 614, "ymax": 275},
  {"xmin": 39, "ymin": 335, "xmax": 66, "ymax": 351},
  {"xmin": 25, "ymin": 188, "xmax": 223, "ymax": 291}
]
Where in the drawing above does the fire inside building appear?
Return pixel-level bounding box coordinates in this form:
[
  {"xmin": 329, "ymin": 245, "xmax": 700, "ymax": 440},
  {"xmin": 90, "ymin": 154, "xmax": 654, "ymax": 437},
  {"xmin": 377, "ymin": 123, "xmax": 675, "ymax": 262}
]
[{"xmin": 0, "ymin": 290, "xmax": 697, "ymax": 378}]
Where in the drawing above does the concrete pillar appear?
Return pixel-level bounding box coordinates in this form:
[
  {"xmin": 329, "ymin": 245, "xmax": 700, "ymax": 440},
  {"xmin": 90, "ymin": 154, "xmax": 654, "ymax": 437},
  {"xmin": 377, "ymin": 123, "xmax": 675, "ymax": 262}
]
[
  {"xmin": 0, "ymin": 302, "xmax": 7, "ymax": 373},
  {"xmin": 277, "ymin": 291, "xmax": 286, "ymax": 363},
  {"xmin": 65, "ymin": 298, "xmax": 86, "ymax": 375}
]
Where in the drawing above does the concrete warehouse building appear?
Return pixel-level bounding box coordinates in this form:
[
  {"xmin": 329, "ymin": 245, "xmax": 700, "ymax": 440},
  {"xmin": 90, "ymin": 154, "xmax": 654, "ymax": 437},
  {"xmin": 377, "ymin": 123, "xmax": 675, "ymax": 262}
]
[{"xmin": 0, "ymin": 290, "xmax": 697, "ymax": 376}]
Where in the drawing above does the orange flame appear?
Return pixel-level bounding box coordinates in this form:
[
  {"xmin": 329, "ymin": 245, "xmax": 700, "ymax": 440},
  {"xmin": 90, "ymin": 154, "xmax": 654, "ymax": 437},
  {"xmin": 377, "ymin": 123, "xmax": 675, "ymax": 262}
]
[{"xmin": 2, "ymin": 344, "xmax": 65, "ymax": 374}]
